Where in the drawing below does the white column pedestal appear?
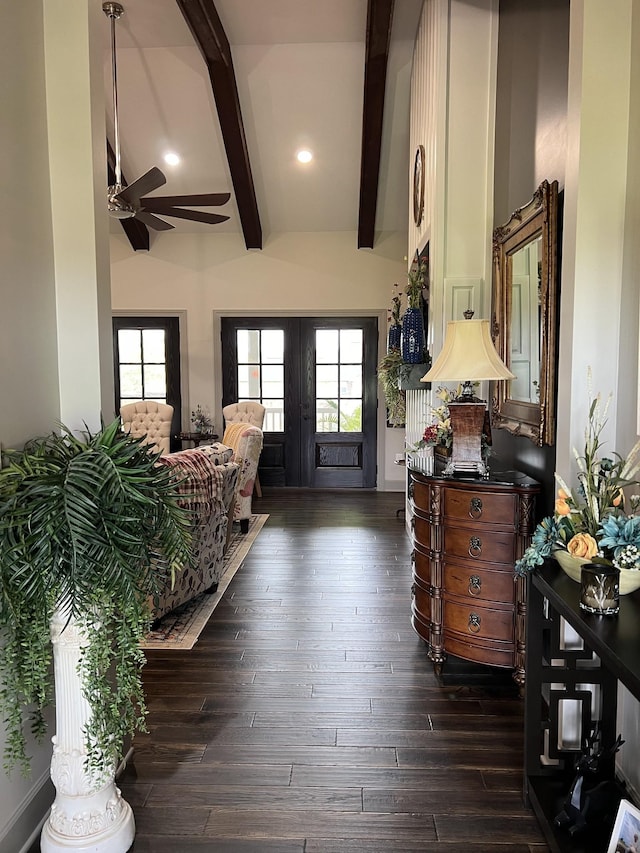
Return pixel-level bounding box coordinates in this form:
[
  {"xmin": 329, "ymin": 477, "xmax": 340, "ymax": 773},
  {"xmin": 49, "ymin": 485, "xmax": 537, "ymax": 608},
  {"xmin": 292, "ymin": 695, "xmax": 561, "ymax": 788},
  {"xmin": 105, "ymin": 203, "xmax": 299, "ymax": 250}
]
[{"xmin": 40, "ymin": 607, "xmax": 135, "ymax": 853}]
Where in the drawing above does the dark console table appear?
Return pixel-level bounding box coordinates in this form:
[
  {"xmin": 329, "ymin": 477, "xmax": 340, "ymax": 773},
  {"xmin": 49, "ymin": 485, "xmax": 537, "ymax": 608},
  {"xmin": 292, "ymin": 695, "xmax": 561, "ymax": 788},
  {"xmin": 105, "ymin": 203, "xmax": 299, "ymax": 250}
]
[
  {"xmin": 525, "ymin": 561, "xmax": 640, "ymax": 851},
  {"xmin": 175, "ymin": 432, "xmax": 219, "ymax": 448}
]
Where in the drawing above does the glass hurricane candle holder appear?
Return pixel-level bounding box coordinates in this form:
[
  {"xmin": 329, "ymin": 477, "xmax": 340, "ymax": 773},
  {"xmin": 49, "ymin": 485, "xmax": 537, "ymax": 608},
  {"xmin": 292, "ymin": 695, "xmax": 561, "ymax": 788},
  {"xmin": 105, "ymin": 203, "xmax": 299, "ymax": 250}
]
[{"xmin": 579, "ymin": 561, "xmax": 620, "ymax": 616}]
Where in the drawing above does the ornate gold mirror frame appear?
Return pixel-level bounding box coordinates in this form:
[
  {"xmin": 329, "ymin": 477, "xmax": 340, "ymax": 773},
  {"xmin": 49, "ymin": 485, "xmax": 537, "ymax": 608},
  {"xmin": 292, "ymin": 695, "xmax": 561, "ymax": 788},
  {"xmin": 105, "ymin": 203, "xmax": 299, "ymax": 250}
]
[{"xmin": 491, "ymin": 179, "xmax": 559, "ymax": 446}]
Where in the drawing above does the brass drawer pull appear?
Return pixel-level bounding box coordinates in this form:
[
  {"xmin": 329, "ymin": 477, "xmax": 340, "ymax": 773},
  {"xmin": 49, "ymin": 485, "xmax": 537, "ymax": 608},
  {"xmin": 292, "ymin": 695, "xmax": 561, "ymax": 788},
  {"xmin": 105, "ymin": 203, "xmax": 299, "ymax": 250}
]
[
  {"xmin": 468, "ymin": 612, "xmax": 481, "ymax": 633},
  {"xmin": 469, "ymin": 497, "xmax": 483, "ymax": 518},
  {"xmin": 468, "ymin": 574, "xmax": 481, "ymax": 595},
  {"xmin": 468, "ymin": 536, "xmax": 482, "ymax": 557}
]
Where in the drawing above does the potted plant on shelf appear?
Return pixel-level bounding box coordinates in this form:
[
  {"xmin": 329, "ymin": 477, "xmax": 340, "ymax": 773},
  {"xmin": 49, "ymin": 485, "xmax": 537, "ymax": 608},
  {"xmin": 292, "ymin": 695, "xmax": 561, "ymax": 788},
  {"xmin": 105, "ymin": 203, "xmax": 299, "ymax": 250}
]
[
  {"xmin": 0, "ymin": 419, "xmax": 192, "ymax": 852},
  {"xmin": 377, "ymin": 347, "xmax": 406, "ymax": 427}
]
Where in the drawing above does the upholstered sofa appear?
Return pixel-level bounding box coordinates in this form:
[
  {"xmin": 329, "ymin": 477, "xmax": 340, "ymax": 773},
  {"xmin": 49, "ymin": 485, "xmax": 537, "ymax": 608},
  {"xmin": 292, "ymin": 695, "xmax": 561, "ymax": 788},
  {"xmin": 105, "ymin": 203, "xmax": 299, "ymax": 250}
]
[
  {"xmin": 151, "ymin": 445, "xmax": 239, "ymax": 621},
  {"xmin": 220, "ymin": 423, "xmax": 264, "ymax": 533}
]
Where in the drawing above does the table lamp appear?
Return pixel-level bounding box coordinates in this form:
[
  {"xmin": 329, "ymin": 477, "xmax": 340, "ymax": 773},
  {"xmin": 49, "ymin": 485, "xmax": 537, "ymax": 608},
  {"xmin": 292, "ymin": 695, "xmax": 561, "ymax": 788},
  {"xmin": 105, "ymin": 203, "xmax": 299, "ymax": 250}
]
[{"xmin": 421, "ymin": 310, "xmax": 514, "ymax": 477}]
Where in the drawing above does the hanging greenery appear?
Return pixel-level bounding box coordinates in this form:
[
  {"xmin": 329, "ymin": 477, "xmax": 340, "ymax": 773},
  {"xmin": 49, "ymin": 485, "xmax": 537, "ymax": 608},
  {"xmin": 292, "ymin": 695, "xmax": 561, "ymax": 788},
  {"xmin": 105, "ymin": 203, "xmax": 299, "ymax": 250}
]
[
  {"xmin": 0, "ymin": 419, "xmax": 193, "ymax": 776},
  {"xmin": 377, "ymin": 348, "xmax": 406, "ymax": 426}
]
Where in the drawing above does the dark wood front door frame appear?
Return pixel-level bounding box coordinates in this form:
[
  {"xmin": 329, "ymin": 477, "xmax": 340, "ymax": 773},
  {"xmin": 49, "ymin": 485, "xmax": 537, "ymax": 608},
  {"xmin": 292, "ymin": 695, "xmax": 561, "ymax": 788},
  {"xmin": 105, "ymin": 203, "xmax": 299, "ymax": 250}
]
[{"xmin": 220, "ymin": 315, "xmax": 379, "ymax": 489}]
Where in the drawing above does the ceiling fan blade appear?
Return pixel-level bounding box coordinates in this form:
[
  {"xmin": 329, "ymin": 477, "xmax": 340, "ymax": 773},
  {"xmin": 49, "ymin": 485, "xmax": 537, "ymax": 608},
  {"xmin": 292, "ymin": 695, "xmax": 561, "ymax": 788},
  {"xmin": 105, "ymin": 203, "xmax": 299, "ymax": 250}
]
[
  {"xmin": 140, "ymin": 206, "xmax": 230, "ymax": 225},
  {"xmin": 142, "ymin": 193, "xmax": 231, "ymax": 208},
  {"xmin": 117, "ymin": 167, "xmax": 167, "ymax": 205},
  {"xmin": 136, "ymin": 211, "xmax": 174, "ymax": 231}
]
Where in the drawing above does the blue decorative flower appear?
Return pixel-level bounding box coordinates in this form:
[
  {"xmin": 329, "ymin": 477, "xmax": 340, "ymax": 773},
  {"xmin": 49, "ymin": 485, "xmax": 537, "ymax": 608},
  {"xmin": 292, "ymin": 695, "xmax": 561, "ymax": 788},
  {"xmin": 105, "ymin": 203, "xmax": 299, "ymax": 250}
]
[{"xmin": 598, "ymin": 514, "xmax": 640, "ymax": 560}]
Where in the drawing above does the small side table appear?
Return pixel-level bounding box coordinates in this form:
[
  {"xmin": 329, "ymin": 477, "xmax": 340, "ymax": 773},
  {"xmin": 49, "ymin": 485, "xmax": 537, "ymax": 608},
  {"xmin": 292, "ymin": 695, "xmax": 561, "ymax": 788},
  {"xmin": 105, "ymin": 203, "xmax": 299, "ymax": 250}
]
[{"xmin": 176, "ymin": 432, "xmax": 219, "ymax": 448}]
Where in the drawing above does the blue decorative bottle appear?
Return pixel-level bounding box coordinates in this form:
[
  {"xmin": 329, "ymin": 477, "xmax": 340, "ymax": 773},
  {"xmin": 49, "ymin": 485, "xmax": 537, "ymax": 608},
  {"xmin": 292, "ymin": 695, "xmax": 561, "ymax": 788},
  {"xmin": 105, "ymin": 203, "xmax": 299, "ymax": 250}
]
[
  {"xmin": 401, "ymin": 307, "xmax": 424, "ymax": 363},
  {"xmin": 388, "ymin": 323, "xmax": 401, "ymax": 351}
]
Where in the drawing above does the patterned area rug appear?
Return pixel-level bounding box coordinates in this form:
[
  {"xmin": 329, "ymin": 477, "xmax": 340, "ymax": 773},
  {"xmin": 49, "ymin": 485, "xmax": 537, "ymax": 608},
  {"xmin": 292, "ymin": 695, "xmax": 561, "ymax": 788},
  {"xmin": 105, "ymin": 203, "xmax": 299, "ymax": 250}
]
[{"xmin": 141, "ymin": 514, "xmax": 269, "ymax": 650}]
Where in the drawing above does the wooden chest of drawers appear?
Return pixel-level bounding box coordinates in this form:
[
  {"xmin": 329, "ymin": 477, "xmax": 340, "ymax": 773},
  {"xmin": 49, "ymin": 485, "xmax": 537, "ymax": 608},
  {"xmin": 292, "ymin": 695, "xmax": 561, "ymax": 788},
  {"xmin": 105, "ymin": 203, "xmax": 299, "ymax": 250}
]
[{"xmin": 409, "ymin": 468, "xmax": 540, "ymax": 689}]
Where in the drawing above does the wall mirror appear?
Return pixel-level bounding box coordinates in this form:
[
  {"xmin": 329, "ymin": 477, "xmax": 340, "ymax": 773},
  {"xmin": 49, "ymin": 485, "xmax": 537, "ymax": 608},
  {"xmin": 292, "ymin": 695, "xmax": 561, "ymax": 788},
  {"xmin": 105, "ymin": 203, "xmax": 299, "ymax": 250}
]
[{"xmin": 491, "ymin": 179, "xmax": 559, "ymax": 446}]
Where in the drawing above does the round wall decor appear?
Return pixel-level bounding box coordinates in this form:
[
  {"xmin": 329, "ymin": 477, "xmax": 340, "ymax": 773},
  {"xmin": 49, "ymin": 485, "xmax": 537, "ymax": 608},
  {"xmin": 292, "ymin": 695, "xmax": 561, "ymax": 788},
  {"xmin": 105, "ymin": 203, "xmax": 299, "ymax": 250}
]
[{"xmin": 413, "ymin": 145, "xmax": 425, "ymax": 227}]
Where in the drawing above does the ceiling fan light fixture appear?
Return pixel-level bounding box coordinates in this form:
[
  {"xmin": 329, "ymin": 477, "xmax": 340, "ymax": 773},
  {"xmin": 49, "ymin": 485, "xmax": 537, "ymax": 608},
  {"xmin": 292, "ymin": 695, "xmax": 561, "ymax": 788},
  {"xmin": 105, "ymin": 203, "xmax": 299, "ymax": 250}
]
[
  {"xmin": 296, "ymin": 149, "xmax": 313, "ymax": 164},
  {"xmin": 163, "ymin": 152, "xmax": 180, "ymax": 166}
]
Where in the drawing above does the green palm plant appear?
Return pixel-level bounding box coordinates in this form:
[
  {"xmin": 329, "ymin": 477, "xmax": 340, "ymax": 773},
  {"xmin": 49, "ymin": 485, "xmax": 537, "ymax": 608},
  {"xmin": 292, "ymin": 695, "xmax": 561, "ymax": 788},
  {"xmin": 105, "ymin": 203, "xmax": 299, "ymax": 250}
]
[{"xmin": 0, "ymin": 418, "xmax": 192, "ymax": 776}]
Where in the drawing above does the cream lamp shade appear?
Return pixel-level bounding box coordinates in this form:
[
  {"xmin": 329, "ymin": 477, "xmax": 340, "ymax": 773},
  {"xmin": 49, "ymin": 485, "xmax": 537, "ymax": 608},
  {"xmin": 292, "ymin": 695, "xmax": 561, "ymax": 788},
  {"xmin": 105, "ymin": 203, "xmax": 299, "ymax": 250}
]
[
  {"xmin": 420, "ymin": 315, "xmax": 514, "ymax": 477},
  {"xmin": 421, "ymin": 318, "xmax": 515, "ymax": 384}
]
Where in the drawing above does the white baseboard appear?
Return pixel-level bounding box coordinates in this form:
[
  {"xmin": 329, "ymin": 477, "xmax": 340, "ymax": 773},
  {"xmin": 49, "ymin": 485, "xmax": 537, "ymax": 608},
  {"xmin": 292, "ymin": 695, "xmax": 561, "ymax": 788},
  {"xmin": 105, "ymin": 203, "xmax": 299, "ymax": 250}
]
[{"xmin": 0, "ymin": 772, "xmax": 53, "ymax": 853}]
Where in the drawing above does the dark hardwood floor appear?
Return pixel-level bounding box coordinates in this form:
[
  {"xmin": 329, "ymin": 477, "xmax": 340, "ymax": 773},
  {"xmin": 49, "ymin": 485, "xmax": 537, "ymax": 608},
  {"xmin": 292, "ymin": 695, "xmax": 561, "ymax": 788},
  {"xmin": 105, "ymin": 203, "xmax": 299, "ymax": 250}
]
[{"xmin": 37, "ymin": 489, "xmax": 550, "ymax": 852}]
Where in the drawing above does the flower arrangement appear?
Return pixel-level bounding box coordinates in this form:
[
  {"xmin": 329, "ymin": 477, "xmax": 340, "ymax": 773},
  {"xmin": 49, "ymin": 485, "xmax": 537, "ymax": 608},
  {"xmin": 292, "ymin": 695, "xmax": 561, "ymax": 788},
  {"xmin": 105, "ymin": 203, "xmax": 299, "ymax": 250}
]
[
  {"xmin": 405, "ymin": 259, "xmax": 427, "ymax": 309},
  {"xmin": 191, "ymin": 404, "xmax": 214, "ymax": 434},
  {"xmin": 389, "ymin": 286, "xmax": 403, "ymax": 326},
  {"xmin": 515, "ymin": 381, "xmax": 640, "ymax": 576},
  {"xmin": 408, "ymin": 383, "xmax": 479, "ymax": 452}
]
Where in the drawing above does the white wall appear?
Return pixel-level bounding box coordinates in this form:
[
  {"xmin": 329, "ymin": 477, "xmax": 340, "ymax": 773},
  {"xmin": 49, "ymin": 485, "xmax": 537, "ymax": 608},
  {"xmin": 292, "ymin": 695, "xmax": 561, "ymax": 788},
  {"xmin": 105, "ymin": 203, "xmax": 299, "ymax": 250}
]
[
  {"xmin": 404, "ymin": 0, "xmax": 498, "ymax": 489},
  {"xmin": 559, "ymin": 0, "xmax": 640, "ymax": 802},
  {"xmin": 0, "ymin": 3, "xmax": 60, "ymax": 849},
  {"xmin": 110, "ymin": 228, "xmax": 408, "ymax": 489},
  {"xmin": 0, "ymin": 4, "xmax": 59, "ymax": 450},
  {"xmin": 0, "ymin": 2, "xmax": 113, "ymax": 849}
]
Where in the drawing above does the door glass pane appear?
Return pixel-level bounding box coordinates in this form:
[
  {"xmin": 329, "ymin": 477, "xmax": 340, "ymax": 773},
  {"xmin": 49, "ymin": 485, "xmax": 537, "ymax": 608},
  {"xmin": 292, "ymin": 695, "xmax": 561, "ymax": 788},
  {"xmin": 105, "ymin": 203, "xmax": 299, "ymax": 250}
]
[
  {"xmin": 316, "ymin": 329, "xmax": 339, "ymax": 363},
  {"xmin": 340, "ymin": 329, "xmax": 363, "ymax": 363},
  {"xmin": 316, "ymin": 399, "xmax": 339, "ymax": 432},
  {"xmin": 262, "ymin": 365, "xmax": 284, "ymax": 398},
  {"xmin": 118, "ymin": 329, "xmax": 141, "ymax": 362},
  {"xmin": 120, "ymin": 364, "xmax": 142, "ymax": 398},
  {"xmin": 238, "ymin": 364, "xmax": 261, "ymax": 398},
  {"xmin": 314, "ymin": 327, "xmax": 364, "ymax": 433},
  {"xmin": 340, "ymin": 399, "xmax": 362, "ymax": 432},
  {"xmin": 263, "ymin": 399, "xmax": 284, "ymax": 432},
  {"xmin": 143, "ymin": 364, "xmax": 166, "ymax": 398},
  {"xmin": 262, "ymin": 330, "xmax": 284, "ymax": 363},
  {"xmin": 142, "ymin": 329, "xmax": 165, "ymax": 363},
  {"xmin": 236, "ymin": 329, "xmax": 284, "ymax": 428},
  {"xmin": 237, "ymin": 329, "xmax": 261, "ymax": 363},
  {"xmin": 316, "ymin": 365, "xmax": 338, "ymax": 398},
  {"xmin": 340, "ymin": 365, "xmax": 362, "ymax": 398}
]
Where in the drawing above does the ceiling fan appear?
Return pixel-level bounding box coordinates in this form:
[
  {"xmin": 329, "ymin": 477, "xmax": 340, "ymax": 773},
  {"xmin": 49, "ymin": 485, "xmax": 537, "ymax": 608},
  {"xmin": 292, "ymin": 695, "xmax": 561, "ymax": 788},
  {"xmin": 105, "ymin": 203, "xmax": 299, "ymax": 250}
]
[{"xmin": 103, "ymin": 2, "xmax": 230, "ymax": 231}]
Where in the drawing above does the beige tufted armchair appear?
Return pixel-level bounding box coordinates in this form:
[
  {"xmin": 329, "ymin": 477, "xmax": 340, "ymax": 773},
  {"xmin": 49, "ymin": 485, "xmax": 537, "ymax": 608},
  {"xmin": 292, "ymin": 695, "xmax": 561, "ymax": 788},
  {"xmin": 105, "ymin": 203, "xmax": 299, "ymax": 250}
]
[
  {"xmin": 120, "ymin": 401, "xmax": 174, "ymax": 455},
  {"xmin": 222, "ymin": 401, "xmax": 266, "ymax": 429},
  {"xmin": 222, "ymin": 402, "xmax": 266, "ymax": 496}
]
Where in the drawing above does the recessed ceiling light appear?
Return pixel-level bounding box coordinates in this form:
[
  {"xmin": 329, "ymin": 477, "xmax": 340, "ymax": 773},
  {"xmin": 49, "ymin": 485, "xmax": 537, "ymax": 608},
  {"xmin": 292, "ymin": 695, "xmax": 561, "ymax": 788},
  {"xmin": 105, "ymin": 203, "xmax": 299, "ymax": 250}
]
[
  {"xmin": 296, "ymin": 149, "xmax": 313, "ymax": 164},
  {"xmin": 164, "ymin": 152, "xmax": 180, "ymax": 166}
]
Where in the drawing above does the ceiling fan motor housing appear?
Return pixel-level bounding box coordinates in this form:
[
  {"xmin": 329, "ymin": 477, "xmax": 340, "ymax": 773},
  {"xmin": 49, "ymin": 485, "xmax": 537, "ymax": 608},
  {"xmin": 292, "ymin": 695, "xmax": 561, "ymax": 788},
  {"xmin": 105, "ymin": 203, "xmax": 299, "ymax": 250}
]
[{"xmin": 107, "ymin": 185, "xmax": 136, "ymax": 219}]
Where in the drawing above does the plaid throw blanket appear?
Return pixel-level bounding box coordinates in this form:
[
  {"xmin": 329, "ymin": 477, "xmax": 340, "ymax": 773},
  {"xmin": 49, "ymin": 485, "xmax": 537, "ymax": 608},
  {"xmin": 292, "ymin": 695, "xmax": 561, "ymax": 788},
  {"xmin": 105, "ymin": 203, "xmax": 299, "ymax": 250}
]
[{"xmin": 158, "ymin": 448, "xmax": 227, "ymax": 510}]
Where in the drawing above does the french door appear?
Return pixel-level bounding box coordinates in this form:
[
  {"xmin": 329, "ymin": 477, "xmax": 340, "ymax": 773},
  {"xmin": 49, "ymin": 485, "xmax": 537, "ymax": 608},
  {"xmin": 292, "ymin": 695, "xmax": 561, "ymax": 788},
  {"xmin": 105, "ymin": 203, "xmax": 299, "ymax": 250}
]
[{"xmin": 221, "ymin": 317, "xmax": 378, "ymax": 488}]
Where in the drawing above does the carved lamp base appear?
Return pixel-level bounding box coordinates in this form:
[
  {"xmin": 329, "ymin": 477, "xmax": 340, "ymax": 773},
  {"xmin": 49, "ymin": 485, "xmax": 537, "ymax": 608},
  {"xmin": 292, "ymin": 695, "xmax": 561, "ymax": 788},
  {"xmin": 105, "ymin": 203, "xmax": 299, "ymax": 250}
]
[{"xmin": 444, "ymin": 400, "xmax": 488, "ymax": 477}]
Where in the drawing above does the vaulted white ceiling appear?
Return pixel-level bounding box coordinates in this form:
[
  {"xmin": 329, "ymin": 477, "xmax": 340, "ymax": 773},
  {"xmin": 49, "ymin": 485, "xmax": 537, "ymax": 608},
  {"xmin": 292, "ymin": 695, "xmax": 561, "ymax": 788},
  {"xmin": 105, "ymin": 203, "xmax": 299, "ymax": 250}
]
[{"xmin": 102, "ymin": 0, "xmax": 422, "ymax": 245}]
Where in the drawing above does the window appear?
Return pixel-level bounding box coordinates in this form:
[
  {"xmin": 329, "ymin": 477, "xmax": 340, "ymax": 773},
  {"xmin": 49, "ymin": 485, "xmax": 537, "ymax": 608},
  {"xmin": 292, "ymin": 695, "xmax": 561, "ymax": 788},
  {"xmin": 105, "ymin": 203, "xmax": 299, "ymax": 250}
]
[{"xmin": 112, "ymin": 317, "xmax": 181, "ymax": 433}]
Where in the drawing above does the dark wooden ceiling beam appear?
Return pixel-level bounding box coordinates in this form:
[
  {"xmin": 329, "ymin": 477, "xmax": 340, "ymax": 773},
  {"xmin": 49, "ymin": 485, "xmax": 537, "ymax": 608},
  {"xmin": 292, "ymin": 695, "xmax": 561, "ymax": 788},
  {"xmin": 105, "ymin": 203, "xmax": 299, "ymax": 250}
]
[
  {"xmin": 176, "ymin": 0, "xmax": 262, "ymax": 250},
  {"xmin": 358, "ymin": 0, "xmax": 395, "ymax": 249},
  {"xmin": 106, "ymin": 140, "xmax": 150, "ymax": 251}
]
